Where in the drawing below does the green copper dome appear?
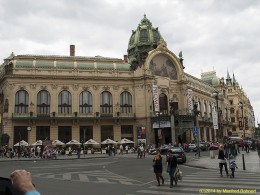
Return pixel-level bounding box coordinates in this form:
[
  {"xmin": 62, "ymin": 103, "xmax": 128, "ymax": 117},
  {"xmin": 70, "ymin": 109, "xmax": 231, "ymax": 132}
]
[{"xmin": 127, "ymin": 15, "xmax": 164, "ymax": 70}]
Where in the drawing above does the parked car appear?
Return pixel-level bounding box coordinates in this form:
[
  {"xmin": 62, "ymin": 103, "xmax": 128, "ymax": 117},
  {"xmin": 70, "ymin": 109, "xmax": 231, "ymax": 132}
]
[
  {"xmin": 209, "ymin": 144, "xmax": 219, "ymax": 150},
  {"xmin": 199, "ymin": 142, "xmax": 208, "ymax": 151},
  {"xmin": 159, "ymin": 145, "xmax": 173, "ymax": 155},
  {"xmin": 167, "ymin": 147, "xmax": 187, "ymax": 163},
  {"xmin": 148, "ymin": 148, "xmax": 158, "ymax": 155},
  {"xmin": 188, "ymin": 144, "xmax": 198, "ymax": 152}
]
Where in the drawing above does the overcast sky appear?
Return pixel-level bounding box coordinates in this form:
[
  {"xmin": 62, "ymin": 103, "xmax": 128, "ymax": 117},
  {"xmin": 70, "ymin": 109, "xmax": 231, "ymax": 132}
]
[{"xmin": 1, "ymin": 0, "xmax": 259, "ymax": 125}]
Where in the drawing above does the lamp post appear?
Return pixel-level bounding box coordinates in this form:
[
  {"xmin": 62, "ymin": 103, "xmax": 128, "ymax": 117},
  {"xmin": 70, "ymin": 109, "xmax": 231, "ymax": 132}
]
[
  {"xmin": 238, "ymin": 102, "xmax": 245, "ymax": 138},
  {"xmin": 193, "ymin": 101, "xmax": 200, "ymax": 157},
  {"xmin": 212, "ymin": 92, "xmax": 221, "ymax": 142},
  {"xmin": 156, "ymin": 112, "xmax": 162, "ymax": 148},
  {"xmin": 169, "ymin": 100, "xmax": 176, "ymax": 145}
]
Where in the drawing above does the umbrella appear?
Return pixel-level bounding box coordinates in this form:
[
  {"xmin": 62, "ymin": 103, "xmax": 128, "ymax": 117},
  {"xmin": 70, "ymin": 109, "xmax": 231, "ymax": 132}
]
[
  {"xmin": 52, "ymin": 140, "xmax": 65, "ymax": 146},
  {"xmin": 14, "ymin": 140, "xmax": 29, "ymax": 147},
  {"xmin": 119, "ymin": 138, "xmax": 135, "ymax": 144},
  {"xmin": 84, "ymin": 139, "xmax": 100, "ymax": 145},
  {"xmin": 66, "ymin": 139, "xmax": 82, "ymax": 145},
  {"xmin": 31, "ymin": 140, "xmax": 43, "ymax": 146},
  {"xmin": 101, "ymin": 138, "xmax": 117, "ymax": 144}
]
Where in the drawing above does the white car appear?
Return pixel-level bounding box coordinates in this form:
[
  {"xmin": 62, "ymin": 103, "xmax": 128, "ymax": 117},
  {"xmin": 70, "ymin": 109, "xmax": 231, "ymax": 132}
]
[{"xmin": 188, "ymin": 144, "xmax": 198, "ymax": 152}]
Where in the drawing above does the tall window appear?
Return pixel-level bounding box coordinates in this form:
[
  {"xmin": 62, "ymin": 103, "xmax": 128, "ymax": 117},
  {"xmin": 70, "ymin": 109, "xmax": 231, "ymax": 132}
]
[
  {"xmin": 58, "ymin": 90, "xmax": 72, "ymax": 114},
  {"xmin": 15, "ymin": 90, "xmax": 29, "ymax": 113},
  {"xmin": 120, "ymin": 91, "xmax": 132, "ymax": 113},
  {"xmin": 159, "ymin": 93, "xmax": 168, "ymax": 114},
  {"xmin": 100, "ymin": 91, "xmax": 113, "ymax": 114},
  {"xmin": 37, "ymin": 90, "xmax": 50, "ymax": 114},
  {"xmin": 79, "ymin": 91, "xmax": 92, "ymax": 114},
  {"xmin": 140, "ymin": 29, "xmax": 148, "ymax": 42}
]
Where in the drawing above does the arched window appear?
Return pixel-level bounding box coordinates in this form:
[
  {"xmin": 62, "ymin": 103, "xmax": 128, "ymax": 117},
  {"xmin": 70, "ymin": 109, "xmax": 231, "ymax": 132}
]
[
  {"xmin": 100, "ymin": 91, "xmax": 112, "ymax": 114},
  {"xmin": 15, "ymin": 90, "xmax": 29, "ymax": 113},
  {"xmin": 37, "ymin": 90, "xmax": 50, "ymax": 114},
  {"xmin": 79, "ymin": 91, "xmax": 92, "ymax": 113},
  {"xmin": 159, "ymin": 93, "xmax": 168, "ymax": 114},
  {"xmin": 120, "ymin": 91, "xmax": 132, "ymax": 113},
  {"xmin": 58, "ymin": 90, "xmax": 72, "ymax": 114}
]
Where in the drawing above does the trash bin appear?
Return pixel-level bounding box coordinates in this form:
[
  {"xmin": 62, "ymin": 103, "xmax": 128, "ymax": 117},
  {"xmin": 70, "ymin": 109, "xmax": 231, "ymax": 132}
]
[{"xmin": 210, "ymin": 150, "xmax": 215, "ymax": 159}]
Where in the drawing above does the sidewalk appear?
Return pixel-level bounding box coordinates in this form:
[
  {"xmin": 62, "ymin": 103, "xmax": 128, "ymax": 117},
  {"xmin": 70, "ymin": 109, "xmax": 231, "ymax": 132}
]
[
  {"xmin": 0, "ymin": 153, "xmax": 108, "ymax": 162},
  {"xmin": 185, "ymin": 150, "xmax": 260, "ymax": 173}
]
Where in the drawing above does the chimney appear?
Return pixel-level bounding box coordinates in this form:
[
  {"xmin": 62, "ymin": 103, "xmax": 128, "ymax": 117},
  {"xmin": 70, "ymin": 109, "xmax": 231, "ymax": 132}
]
[
  {"xmin": 70, "ymin": 45, "xmax": 75, "ymax": 56},
  {"xmin": 123, "ymin": 55, "xmax": 128, "ymax": 62}
]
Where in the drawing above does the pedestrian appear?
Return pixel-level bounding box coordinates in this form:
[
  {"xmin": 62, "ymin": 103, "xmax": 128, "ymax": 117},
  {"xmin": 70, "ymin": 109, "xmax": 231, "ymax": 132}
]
[
  {"xmin": 152, "ymin": 150, "xmax": 164, "ymax": 186},
  {"xmin": 76, "ymin": 146, "xmax": 81, "ymax": 159},
  {"xmin": 125, "ymin": 145, "xmax": 129, "ymax": 154},
  {"xmin": 119, "ymin": 144, "xmax": 123, "ymax": 155},
  {"xmin": 166, "ymin": 150, "xmax": 178, "ymax": 188},
  {"xmin": 218, "ymin": 144, "xmax": 229, "ymax": 177},
  {"xmin": 256, "ymin": 141, "xmax": 260, "ymax": 161},
  {"xmin": 229, "ymin": 155, "xmax": 238, "ymax": 178}
]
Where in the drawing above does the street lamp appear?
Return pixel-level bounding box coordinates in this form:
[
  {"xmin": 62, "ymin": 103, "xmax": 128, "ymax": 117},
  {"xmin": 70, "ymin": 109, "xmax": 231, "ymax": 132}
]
[
  {"xmin": 193, "ymin": 100, "xmax": 200, "ymax": 157},
  {"xmin": 238, "ymin": 102, "xmax": 245, "ymax": 138},
  {"xmin": 211, "ymin": 92, "xmax": 221, "ymax": 142},
  {"xmin": 156, "ymin": 112, "xmax": 162, "ymax": 147}
]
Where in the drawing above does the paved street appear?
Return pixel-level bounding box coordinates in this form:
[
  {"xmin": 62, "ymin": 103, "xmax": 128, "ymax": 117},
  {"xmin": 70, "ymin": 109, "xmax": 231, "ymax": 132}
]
[{"xmin": 0, "ymin": 150, "xmax": 259, "ymax": 194}]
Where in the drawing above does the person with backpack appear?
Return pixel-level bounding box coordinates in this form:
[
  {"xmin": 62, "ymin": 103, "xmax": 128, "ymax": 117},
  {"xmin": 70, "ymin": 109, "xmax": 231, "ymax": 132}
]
[{"xmin": 166, "ymin": 150, "xmax": 178, "ymax": 188}]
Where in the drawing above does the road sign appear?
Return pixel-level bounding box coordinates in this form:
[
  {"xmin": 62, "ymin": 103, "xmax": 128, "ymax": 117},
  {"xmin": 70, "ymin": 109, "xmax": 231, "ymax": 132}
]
[{"xmin": 193, "ymin": 127, "xmax": 198, "ymax": 137}]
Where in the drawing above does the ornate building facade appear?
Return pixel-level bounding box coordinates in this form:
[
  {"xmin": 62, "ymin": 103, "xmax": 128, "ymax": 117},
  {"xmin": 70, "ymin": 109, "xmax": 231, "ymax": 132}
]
[{"xmin": 0, "ymin": 15, "xmax": 255, "ymax": 147}]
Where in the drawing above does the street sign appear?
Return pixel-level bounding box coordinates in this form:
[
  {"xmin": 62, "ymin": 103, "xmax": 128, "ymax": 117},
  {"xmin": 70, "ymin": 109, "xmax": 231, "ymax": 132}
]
[{"xmin": 193, "ymin": 127, "xmax": 198, "ymax": 137}]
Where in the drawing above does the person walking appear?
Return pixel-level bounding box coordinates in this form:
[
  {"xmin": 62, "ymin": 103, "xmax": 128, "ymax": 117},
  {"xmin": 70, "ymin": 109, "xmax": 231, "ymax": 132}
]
[
  {"xmin": 218, "ymin": 144, "xmax": 229, "ymax": 177},
  {"xmin": 167, "ymin": 150, "xmax": 178, "ymax": 188},
  {"xmin": 152, "ymin": 150, "xmax": 164, "ymax": 186},
  {"xmin": 256, "ymin": 141, "xmax": 260, "ymax": 161},
  {"xmin": 76, "ymin": 146, "xmax": 81, "ymax": 159},
  {"xmin": 229, "ymin": 155, "xmax": 238, "ymax": 178}
]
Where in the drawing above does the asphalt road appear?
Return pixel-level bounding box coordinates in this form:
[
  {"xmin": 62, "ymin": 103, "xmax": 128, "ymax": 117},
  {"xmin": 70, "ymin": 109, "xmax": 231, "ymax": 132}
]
[{"xmin": 0, "ymin": 154, "xmax": 200, "ymax": 195}]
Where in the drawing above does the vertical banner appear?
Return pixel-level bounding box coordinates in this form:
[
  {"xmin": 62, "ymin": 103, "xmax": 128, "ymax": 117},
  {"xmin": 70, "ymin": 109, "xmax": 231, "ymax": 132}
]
[
  {"xmin": 152, "ymin": 85, "xmax": 159, "ymax": 112},
  {"xmin": 137, "ymin": 126, "xmax": 146, "ymax": 145},
  {"xmin": 187, "ymin": 89, "xmax": 193, "ymax": 113},
  {"xmin": 212, "ymin": 110, "xmax": 219, "ymax": 130}
]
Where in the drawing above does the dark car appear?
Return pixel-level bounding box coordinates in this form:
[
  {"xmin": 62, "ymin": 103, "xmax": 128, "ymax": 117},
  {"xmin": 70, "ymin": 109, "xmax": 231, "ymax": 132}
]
[
  {"xmin": 167, "ymin": 147, "xmax": 187, "ymax": 163},
  {"xmin": 159, "ymin": 145, "xmax": 172, "ymax": 155}
]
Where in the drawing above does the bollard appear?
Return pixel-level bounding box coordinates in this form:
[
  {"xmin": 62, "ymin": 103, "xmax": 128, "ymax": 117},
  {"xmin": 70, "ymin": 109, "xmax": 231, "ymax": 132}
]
[{"xmin": 242, "ymin": 154, "xmax": 246, "ymax": 170}]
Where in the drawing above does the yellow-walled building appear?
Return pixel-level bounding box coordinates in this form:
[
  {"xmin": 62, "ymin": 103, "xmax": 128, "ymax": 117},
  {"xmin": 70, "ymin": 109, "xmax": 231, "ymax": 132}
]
[{"xmin": 0, "ymin": 15, "xmax": 255, "ymax": 147}]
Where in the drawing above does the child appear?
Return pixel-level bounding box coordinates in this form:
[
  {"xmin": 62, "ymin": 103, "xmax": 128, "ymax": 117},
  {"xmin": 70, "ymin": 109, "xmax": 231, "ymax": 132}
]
[{"xmin": 229, "ymin": 155, "xmax": 238, "ymax": 178}]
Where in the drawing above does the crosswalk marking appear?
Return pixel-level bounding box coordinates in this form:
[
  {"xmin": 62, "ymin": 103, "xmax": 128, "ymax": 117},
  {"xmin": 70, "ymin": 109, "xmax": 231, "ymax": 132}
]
[
  {"xmin": 78, "ymin": 174, "xmax": 89, "ymax": 182},
  {"xmin": 136, "ymin": 170, "xmax": 260, "ymax": 195},
  {"xmin": 33, "ymin": 169, "xmax": 142, "ymax": 185}
]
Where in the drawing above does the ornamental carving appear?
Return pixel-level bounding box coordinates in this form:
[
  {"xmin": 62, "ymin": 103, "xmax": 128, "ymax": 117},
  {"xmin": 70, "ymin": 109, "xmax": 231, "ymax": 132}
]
[
  {"xmin": 113, "ymin": 86, "xmax": 119, "ymax": 90},
  {"xmin": 103, "ymin": 86, "xmax": 110, "ymax": 91},
  {"xmin": 73, "ymin": 84, "xmax": 79, "ymax": 91},
  {"xmin": 51, "ymin": 84, "xmax": 57, "ymax": 90},
  {"xmin": 93, "ymin": 85, "xmax": 99, "ymax": 90},
  {"xmin": 82, "ymin": 86, "xmax": 89, "ymax": 91},
  {"xmin": 30, "ymin": 84, "xmax": 36, "ymax": 90},
  {"xmin": 62, "ymin": 86, "xmax": 69, "ymax": 90},
  {"xmin": 123, "ymin": 87, "xmax": 129, "ymax": 91},
  {"xmin": 41, "ymin": 86, "xmax": 47, "ymax": 90}
]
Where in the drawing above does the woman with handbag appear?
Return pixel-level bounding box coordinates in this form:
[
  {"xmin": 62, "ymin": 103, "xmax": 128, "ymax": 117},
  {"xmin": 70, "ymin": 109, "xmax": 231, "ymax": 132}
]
[
  {"xmin": 152, "ymin": 150, "xmax": 164, "ymax": 186},
  {"xmin": 218, "ymin": 144, "xmax": 229, "ymax": 177}
]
